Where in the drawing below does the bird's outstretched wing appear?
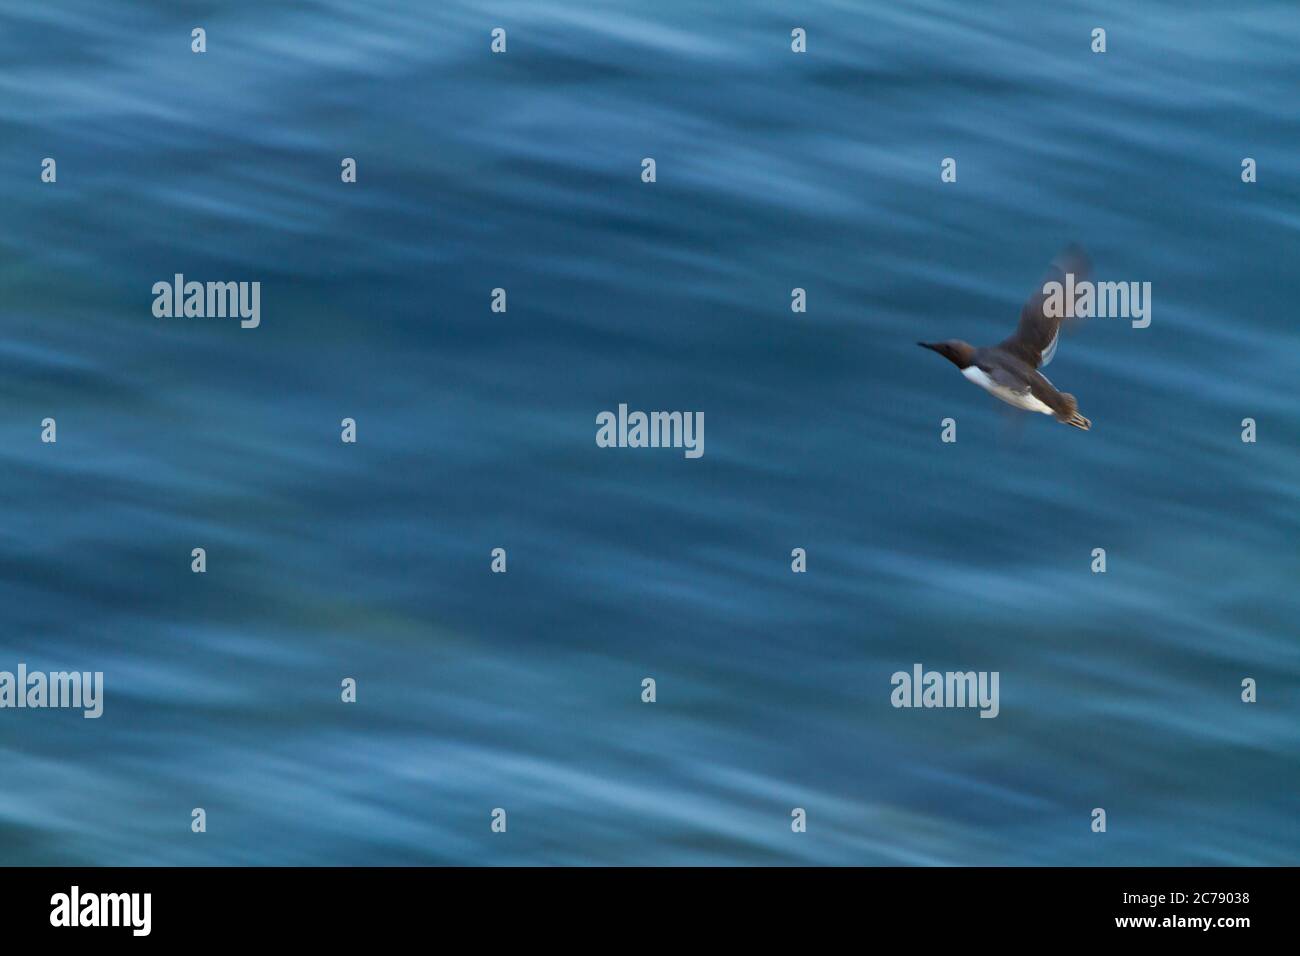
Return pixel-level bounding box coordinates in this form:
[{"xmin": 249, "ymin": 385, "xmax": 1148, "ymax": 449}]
[{"xmin": 999, "ymin": 244, "xmax": 1091, "ymax": 368}]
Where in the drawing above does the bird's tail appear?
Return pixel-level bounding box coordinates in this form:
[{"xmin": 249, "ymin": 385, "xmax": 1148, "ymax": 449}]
[{"xmin": 1056, "ymin": 393, "xmax": 1091, "ymax": 430}]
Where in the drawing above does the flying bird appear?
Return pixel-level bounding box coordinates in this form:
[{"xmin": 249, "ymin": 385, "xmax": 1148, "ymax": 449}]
[{"xmin": 919, "ymin": 245, "xmax": 1092, "ymax": 430}]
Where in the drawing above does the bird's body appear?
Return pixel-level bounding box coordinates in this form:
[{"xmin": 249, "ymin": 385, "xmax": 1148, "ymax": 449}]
[
  {"xmin": 960, "ymin": 363, "xmax": 1054, "ymax": 415},
  {"xmin": 920, "ymin": 246, "xmax": 1092, "ymax": 430}
]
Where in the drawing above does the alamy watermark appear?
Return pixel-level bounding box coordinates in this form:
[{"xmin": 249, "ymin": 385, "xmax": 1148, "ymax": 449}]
[
  {"xmin": 0, "ymin": 664, "xmax": 103, "ymax": 718},
  {"xmin": 596, "ymin": 404, "xmax": 704, "ymax": 459},
  {"xmin": 50, "ymin": 886, "xmax": 150, "ymax": 936},
  {"xmin": 1043, "ymin": 272, "xmax": 1151, "ymax": 328},
  {"xmin": 152, "ymin": 274, "xmax": 260, "ymax": 328},
  {"xmin": 891, "ymin": 663, "xmax": 999, "ymax": 718}
]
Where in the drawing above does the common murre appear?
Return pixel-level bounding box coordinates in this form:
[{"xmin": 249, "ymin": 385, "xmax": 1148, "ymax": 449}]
[{"xmin": 919, "ymin": 245, "xmax": 1093, "ymax": 430}]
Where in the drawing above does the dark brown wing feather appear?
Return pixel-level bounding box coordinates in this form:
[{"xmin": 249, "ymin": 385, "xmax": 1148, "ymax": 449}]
[{"xmin": 999, "ymin": 244, "xmax": 1091, "ymax": 368}]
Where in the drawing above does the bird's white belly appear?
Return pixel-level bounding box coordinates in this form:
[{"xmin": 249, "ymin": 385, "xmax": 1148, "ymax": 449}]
[{"xmin": 961, "ymin": 366, "xmax": 1053, "ymax": 414}]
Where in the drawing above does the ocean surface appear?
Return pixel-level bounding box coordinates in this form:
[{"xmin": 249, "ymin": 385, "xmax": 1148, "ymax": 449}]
[{"xmin": 1, "ymin": 0, "xmax": 1297, "ymax": 865}]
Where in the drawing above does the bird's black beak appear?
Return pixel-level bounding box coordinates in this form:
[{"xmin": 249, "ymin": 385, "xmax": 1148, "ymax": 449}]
[{"xmin": 918, "ymin": 341, "xmax": 939, "ymax": 352}]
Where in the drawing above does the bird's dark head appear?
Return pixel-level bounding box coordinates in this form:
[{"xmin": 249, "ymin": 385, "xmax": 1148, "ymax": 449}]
[{"xmin": 918, "ymin": 339, "xmax": 976, "ymax": 369}]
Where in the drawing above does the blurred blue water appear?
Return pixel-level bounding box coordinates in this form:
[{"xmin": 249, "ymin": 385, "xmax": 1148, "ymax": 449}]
[{"xmin": 1, "ymin": 0, "xmax": 1297, "ymax": 865}]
